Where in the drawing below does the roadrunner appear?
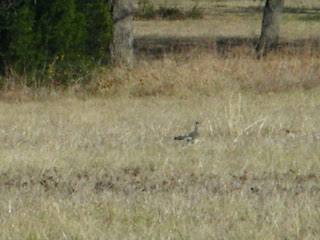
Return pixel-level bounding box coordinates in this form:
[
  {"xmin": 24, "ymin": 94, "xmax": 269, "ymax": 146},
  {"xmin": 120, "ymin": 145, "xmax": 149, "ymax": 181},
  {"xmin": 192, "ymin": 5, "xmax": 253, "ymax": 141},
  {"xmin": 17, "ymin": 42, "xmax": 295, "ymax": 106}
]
[{"xmin": 174, "ymin": 122, "xmax": 200, "ymax": 142}]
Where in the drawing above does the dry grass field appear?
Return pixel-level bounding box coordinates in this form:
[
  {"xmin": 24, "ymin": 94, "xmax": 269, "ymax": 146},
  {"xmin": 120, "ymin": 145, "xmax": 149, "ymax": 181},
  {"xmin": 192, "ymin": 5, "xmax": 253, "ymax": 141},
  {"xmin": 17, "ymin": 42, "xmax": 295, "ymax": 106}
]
[{"xmin": 1, "ymin": 1, "xmax": 320, "ymax": 239}]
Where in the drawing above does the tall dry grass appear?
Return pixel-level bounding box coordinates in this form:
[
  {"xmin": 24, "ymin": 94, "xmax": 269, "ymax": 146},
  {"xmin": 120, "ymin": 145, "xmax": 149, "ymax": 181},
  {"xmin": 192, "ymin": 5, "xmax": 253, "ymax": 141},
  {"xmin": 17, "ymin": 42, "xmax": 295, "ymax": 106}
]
[
  {"xmin": 1, "ymin": 86, "xmax": 320, "ymax": 239},
  {"xmin": 89, "ymin": 48, "xmax": 320, "ymax": 97},
  {"xmin": 1, "ymin": 49, "xmax": 320, "ymax": 239}
]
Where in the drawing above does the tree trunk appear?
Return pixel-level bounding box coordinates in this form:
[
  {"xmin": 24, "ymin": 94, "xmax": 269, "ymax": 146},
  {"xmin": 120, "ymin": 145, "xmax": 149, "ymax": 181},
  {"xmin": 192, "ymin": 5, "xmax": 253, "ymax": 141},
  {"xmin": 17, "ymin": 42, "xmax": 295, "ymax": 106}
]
[
  {"xmin": 110, "ymin": 0, "xmax": 134, "ymax": 68},
  {"xmin": 256, "ymin": 0, "xmax": 284, "ymax": 58}
]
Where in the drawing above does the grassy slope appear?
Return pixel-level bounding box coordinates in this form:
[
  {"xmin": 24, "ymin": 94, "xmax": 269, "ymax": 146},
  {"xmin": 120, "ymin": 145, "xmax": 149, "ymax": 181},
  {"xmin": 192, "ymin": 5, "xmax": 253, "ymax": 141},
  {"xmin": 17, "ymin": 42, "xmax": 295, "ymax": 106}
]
[{"xmin": 1, "ymin": 1, "xmax": 320, "ymax": 239}]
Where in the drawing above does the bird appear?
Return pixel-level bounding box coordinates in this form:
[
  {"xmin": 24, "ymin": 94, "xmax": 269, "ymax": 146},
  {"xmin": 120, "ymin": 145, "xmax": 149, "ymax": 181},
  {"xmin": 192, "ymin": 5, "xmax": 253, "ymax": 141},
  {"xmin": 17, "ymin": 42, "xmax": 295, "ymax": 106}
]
[{"xmin": 174, "ymin": 122, "xmax": 200, "ymax": 142}]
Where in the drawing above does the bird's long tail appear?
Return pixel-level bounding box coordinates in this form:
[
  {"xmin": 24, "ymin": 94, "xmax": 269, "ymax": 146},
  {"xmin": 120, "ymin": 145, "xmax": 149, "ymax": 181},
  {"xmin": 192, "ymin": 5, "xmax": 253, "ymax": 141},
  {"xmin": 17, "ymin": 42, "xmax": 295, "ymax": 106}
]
[{"xmin": 174, "ymin": 135, "xmax": 187, "ymax": 140}]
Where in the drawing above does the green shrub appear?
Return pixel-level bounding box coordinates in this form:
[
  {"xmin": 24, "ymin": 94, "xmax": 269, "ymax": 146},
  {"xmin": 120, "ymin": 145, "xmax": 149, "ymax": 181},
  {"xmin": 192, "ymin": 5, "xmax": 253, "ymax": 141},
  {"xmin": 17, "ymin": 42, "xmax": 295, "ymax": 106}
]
[
  {"xmin": 0, "ymin": 0, "xmax": 112, "ymax": 86},
  {"xmin": 157, "ymin": 6, "xmax": 185, "ymax": 20},
  {"xmin": 137, "ymin": 0, "xmax": 156, "ymax": 19},
  {"xmin": 186, "ymin": 5, "xmax": 203, "ymax": 19},
  {"xmin": 135, "ymin": 0, "xmax": 203, "ymax": 20}
]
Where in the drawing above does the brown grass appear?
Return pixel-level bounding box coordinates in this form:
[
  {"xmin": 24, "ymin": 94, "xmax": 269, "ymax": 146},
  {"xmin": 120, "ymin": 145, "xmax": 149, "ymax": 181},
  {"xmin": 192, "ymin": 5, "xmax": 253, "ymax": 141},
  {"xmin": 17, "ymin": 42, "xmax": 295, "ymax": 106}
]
[
  {"xmin": 2, "ymin": 92, "xmax": 320, "ymax": 239},
  {"xmin": 1, "ymin": 1, "xmax": 320, "ymax": 239}
]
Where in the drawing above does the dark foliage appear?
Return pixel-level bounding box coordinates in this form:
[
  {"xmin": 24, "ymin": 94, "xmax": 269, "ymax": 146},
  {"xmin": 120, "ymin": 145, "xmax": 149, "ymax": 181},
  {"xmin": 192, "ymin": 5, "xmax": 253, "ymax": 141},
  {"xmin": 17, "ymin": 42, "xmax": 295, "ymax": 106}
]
[{"xmin": 0, "ymin": 0, "xmax": 112, "ymax": 86}]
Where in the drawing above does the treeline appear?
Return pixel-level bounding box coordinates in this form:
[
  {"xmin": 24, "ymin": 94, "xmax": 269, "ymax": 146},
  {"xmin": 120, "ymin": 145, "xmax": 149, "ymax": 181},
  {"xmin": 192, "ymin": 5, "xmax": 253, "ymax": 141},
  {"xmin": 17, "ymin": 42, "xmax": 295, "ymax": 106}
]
[{"xmin": 0, "ymin": 0, "xmax": 112, "ymax": 86}]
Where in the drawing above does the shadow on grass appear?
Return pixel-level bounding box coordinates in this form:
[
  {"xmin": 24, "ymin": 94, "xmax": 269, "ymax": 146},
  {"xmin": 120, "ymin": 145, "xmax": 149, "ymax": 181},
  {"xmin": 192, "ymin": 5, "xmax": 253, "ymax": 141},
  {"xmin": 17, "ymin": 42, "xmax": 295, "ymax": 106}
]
[
  {"xmin": 135, "ymin": 4, "xmax": 320, "ymax": 20},
  {"xmin": 298, "ymin": 13, "xmax": 320, "ymax": 21},
  {"xmin": 208, "ymin": 5, "xmax": 320, "ymax": 16},
  {"xmin": 134, "ymin": 35, "xmax": 320, "ymax": 58}
]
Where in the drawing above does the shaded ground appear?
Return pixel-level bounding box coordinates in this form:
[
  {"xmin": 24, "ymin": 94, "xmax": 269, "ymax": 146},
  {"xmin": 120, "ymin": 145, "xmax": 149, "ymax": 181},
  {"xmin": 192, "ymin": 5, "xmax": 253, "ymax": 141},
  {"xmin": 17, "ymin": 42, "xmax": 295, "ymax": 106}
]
[
  {"xmin": 210, "ymin": 6, "xmax": 320, "ymax": 15},
  {"xmin": 134, "ymin": 35, "xmax": 320, "ymax": 57},
  {"xmin": 134, "ymin": 4, "xmax": 320, "ymax": 57},
  {"xmin": 141, "ymin": 3, "xmax": 320, "ymax": 17}
]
